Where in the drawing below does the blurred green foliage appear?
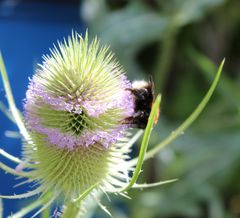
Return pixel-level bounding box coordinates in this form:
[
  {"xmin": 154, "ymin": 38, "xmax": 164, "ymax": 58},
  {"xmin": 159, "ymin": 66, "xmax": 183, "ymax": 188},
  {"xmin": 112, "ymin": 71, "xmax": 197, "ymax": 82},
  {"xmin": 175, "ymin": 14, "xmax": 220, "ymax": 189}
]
[{"xmin": 81, "ymin": 0, "xmax": 240, "ymax": 217}]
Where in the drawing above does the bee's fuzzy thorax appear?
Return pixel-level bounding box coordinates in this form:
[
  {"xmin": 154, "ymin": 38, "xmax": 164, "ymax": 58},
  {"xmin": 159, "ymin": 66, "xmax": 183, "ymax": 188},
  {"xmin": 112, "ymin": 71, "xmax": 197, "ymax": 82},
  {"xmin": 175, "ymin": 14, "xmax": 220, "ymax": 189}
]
[
  {"xmin": 131, "ymin": 80, "xmax": 150, "ymax": 89},
  {"xmin": 124, "ymin": 78, "xmax": 155, "ymax": 129}
]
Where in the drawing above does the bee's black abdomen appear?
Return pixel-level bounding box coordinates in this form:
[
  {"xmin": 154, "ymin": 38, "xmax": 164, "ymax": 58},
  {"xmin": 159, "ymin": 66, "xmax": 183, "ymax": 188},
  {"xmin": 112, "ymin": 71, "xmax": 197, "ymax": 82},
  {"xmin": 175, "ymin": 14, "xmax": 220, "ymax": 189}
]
[
  {"xmin": 124, "ymin": 79, "xmax": 155, "ymax": 129},
  {"xmin": 124, "ymin": 111, "xmax": 150, "ymax": 129}
]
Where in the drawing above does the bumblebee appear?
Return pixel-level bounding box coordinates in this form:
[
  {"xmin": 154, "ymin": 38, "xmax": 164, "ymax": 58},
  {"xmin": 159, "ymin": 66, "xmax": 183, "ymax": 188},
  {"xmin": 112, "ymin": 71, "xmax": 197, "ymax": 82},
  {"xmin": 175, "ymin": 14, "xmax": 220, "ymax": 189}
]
[{"xmin": 124, "ymin": 76, "xmax": 160, "ymax": 129}]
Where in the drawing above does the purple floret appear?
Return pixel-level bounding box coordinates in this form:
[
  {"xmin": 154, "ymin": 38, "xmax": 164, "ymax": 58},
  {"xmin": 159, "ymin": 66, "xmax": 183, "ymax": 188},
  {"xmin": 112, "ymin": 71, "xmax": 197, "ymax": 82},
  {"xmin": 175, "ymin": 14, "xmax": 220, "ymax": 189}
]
[
  {"xmin": 24, "ymin": 74, "xmax": 135, "ymax": 150},
  {"xmin": 26, "ymin": 79, "xmax": 83, "ymax": 114},
  {"xmin": 28, "ymin": 124, "xmax": 129, "ymax": 150}
]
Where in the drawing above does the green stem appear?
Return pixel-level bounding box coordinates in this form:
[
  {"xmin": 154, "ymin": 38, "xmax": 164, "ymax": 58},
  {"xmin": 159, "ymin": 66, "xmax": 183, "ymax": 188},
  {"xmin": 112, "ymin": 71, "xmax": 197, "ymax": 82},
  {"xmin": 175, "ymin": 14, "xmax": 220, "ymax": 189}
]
[
  {"xmin": 0, "ymin": 53, "xmax": 30, "ymax": 141},
  {"xmin": 154, "ymin": 25, "xmax": 178, "ymax": 93},
  {"xmin": 0, "ymin": 101, "xmax": 15, "ymax": 123}
]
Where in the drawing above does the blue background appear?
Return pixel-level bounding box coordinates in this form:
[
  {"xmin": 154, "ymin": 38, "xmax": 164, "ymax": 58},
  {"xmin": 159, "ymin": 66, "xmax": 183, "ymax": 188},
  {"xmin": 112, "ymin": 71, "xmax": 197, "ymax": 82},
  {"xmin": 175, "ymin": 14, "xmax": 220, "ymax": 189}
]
[{"xmin": 0, "ymin": 1, "xmax": 85, "ymax": 217}]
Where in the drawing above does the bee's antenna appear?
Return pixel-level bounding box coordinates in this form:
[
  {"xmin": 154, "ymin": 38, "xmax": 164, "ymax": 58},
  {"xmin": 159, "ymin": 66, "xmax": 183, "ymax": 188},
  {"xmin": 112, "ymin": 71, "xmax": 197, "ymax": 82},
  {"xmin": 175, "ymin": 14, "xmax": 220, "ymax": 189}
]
[
  {"xmin": 148, "ymin": 75, "xmax": 153, "ymax": 84},
  {"xmin": 148, "ymin": 75, "xmax": 155, "ymax": 99}
]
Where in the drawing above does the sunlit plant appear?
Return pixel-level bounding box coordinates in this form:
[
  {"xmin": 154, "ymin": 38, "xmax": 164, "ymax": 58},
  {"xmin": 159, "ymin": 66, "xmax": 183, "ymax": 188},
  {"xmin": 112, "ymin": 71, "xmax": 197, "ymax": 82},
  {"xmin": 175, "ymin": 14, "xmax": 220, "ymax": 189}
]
[{"xmin": 0, "ymin": 32, "xmax": 223, "ymax": 218}]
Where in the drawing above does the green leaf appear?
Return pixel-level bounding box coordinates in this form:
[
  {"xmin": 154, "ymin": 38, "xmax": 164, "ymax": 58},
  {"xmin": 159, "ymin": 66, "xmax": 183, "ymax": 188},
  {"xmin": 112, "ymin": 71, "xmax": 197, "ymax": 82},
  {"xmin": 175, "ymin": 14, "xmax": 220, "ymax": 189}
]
[
  {"xmin": 187, "ymin": 47, "xmax": 240, "ymax": 106},
  {"xmin": 133, "ymin": 178, "xmax": 178, "ymax": 189},
  {"xmin": 121, "ymin": 95, "xmax": 162, "ymax": 192}
]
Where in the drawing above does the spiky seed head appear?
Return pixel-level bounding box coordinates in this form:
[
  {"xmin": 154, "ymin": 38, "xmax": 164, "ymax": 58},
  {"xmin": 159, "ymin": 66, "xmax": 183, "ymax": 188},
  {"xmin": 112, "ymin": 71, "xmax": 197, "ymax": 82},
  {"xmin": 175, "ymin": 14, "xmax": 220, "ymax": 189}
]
[
  {"xmin": 22, "ymin": 32, "xmax": 134, "ymax": 201},
  {"xmin": 24, "ymin": 32, "xmax": 134, "ymax": 150}
]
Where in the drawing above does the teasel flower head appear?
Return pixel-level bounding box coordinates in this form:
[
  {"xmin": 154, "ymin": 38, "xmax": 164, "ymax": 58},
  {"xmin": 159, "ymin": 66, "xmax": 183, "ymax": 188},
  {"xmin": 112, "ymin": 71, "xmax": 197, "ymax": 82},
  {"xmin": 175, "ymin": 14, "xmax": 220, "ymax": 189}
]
[
  {"xmin": 0, "ymin": 31, "xmax": 169, "ymax": 217},
  {"xmin": 17, "ymin": 32, "xmax": 138, "ymax": 204},
  {"xmin": 24, "ymin": 32, "xmax": 135, "ymax": 150}
]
